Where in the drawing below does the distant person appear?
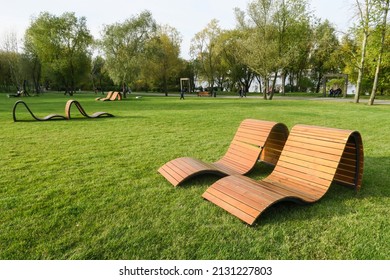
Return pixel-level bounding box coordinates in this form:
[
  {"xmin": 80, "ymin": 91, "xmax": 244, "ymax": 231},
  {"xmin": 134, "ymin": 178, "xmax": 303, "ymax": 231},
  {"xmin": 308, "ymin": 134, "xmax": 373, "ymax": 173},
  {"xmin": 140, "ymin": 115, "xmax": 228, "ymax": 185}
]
[
  {"xmin": 329, "ymin": 88, "xmax": 335, "ymax": 97},
  {"xmin": 334, "ymin": 87, "xmax": 342, "ymax": 97},
  {"xmin": 180, "ymin": 87, "xmax": 185, "ymax": 100}
]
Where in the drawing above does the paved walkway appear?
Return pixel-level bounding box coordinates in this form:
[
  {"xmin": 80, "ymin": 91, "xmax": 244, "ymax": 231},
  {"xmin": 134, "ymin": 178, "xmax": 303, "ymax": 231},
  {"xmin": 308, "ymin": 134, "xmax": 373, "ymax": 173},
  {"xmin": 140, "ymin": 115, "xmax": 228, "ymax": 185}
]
[{"xmin": 135, "ymin": 92, "xmax": 390, "ymax": 105}]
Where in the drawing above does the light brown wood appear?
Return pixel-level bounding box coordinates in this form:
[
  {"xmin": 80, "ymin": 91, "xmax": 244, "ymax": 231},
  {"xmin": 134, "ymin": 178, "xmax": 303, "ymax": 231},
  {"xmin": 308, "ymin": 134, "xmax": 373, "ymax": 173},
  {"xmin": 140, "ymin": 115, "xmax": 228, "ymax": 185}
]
[
  {"xmin": 95, "ymin": 91, "xmax": 113, "ymax": 101},
  {"xmin": 97, "ymin": 91, "xmax": 122, "ymax": 101},
  {"xmin": 197, "ymin": 91, "xmax": 210, "ymax": 97},
  {"xmin": 158, "ymin": 119, "xmax": 289, "ymax": 186},
  {"xmin": 202, "ymin": 124, "xmax": 364, "ymax": 225}
]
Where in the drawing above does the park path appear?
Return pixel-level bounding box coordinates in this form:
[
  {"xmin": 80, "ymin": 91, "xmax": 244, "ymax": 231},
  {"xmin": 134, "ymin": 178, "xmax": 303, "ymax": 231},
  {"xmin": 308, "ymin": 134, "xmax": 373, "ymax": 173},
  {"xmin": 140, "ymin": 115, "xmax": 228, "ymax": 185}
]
[{"xmin": 136, "ymin": 92, "xmax": 390, "ymax": 105}]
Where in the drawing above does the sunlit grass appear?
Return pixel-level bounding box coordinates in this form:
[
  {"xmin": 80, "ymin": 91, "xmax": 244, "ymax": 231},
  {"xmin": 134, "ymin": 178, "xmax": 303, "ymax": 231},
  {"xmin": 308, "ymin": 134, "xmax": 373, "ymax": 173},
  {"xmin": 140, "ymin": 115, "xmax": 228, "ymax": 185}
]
[{"xmin": 0, "ymin": 92, "xmax": 389, "ymax": 259}]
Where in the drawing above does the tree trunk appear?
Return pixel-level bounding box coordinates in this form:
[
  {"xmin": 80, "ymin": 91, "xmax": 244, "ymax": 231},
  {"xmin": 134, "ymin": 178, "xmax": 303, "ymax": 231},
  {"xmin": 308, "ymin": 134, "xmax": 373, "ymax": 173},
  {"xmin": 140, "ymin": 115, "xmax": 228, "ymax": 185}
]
[
  {"xmin": 316, "ymin": 73, "xmax": 323, "ymax": 94},
  {"xmin": 355, "ymin": 31, "xmax": 368, "ymax": 104},
  {"xmin": 369, "ymin": 0, "xmax": 389, "ymax": 106},
  {"xmin": 281, "ymin": 71, "xmax": 286, "ymax": 95},
  {"xmin": 268, "ymin": 72, "xmax": 278, "ymax": 100}
]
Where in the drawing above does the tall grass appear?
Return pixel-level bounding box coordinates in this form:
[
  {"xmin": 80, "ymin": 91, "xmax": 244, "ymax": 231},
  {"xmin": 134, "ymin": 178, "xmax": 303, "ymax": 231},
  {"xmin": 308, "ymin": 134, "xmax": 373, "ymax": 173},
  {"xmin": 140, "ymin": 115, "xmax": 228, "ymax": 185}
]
[{"xmin": 0, "ymin": 92, "xmax": 389, "ymax": 260}]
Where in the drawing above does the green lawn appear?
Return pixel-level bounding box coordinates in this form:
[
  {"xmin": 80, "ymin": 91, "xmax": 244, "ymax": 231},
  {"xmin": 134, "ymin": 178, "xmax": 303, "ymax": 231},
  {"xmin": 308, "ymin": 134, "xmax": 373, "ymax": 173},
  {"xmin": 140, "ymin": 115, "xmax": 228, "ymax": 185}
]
[{"xmin": 0, "ymin": 92, "xmax": 389, "ymax": 260}]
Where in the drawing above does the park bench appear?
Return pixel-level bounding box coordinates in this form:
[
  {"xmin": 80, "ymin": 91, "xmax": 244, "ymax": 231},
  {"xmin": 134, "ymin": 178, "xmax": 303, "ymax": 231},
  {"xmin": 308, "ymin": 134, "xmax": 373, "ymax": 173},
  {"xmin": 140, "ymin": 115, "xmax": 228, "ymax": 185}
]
[
  {"xmin": 197, "ymin": 91, "xmax": 210, "ymax": 97},
  {"xmin": 95, "ymin": 91, "xmax": 113, "ymax": 101},
  {"xmin": 202, "ymin": 124, "xmax": 364, "ymax": 225},
  {"xmin": 96, "ymin": 91, "xmax": 122, "ymax": 101},
  {"xmin": 13, "ymin": 100, "xmax": 114, "ymax": 122},
  {"xmin": 12, "ymin": 100, "xmax": 67, "ymax": 122},
  {"xmin": 65, "ymin": 100, "xmax": 114, "ymax": 119},
  {"xmin": 158, "ymin": 119, "xmax": 289, "ymax": 187}
]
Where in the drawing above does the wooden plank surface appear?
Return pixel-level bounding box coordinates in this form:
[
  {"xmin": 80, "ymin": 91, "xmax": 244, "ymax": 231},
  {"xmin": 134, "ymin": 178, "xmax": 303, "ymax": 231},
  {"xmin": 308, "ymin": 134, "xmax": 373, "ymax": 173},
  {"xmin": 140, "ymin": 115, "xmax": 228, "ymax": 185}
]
[{"xmin": 202, "ymin": 124, "xmax": 364, "ymax": 225}]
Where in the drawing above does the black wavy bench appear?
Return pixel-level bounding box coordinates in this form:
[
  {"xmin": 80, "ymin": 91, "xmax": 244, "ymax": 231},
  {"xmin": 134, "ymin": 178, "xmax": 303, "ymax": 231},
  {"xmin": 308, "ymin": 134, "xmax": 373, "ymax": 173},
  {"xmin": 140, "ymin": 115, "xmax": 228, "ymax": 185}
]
[
  {"xmin": 13, "ymin": 100, "xmax": 114, "ymax": 122},
  {"xmin": 13, "ymin": 100, "xmax": 67, "ymax": 122}
]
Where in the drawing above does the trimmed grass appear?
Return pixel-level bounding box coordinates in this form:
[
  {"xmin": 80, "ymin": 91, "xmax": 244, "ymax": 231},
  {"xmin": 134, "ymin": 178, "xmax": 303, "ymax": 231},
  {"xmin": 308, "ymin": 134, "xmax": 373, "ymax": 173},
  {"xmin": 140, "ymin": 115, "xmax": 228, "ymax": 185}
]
[{"xmin": 0, "ymin": 92, "xmax": 389, "ymax": 260}]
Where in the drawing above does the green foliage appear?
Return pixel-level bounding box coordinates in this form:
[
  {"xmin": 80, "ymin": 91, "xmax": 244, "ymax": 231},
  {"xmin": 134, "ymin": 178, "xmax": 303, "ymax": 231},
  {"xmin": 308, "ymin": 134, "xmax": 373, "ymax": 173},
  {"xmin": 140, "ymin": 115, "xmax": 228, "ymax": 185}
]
[
  {"xmin": 190, "ymin": 19, "xmax": 222, "ymax": 94},
  {"xmin": 234, "ymin": 0, "xmax": 312, "ymax": 97},
  {"xmin": 309, "ymin": 20, "xmax": 340, "ymax": 92},
  {"xmin": 100, "ymin": 10, "xmax": 157, "ymax": 92},
  {"xmin": 25, "ymin": 12, "xmax": 93, "ymax": 94},
  {"xmin": 142, "ymin": 25, "xmax": 184, "ymax": 94},
  {"xmin": 0, "ymin": 93, "xmax": 389, "ymax": 259}
]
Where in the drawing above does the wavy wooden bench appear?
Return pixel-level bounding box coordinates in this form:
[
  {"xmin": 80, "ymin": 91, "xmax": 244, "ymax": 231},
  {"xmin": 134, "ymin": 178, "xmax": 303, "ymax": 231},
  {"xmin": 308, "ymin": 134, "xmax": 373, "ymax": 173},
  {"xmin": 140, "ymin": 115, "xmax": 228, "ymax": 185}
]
[
  {"xmin": 95, "ymin": 91, "xmax": 113, "ymax": 101},
  {"xmin": 202, "ymin": 124, "xmax": 364, "ymax": 225},
  {"xmin": 13, "ymin": 100, "xmax": 67, "ymax": 122},
  {"xmin": 97, "ymin": 91, "xmax": 122, "ymax": 101},
  {"xmin": 158, "ymin": 119, "xmax": 289, "ymax": 187},
  {"xmin": 65, "ymin": 100, "xmax": 114, "ymax": 119}
]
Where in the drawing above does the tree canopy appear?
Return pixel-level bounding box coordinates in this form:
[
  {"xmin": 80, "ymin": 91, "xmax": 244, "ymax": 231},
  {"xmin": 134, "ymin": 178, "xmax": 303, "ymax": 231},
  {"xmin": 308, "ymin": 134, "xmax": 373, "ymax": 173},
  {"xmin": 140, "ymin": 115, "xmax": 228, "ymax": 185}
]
[{"xmin": 0, "ymin": 0, "xmax": 389, "ymax": 104}]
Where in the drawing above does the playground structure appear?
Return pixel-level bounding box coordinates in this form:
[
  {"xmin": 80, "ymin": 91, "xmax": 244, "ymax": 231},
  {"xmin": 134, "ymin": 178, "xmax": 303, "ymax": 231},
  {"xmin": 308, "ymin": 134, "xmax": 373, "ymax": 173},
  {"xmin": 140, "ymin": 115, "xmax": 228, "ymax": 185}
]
[
  {"xmin": 180, "ymin": 78, "xmax": 191, "ymax": 94},
  {"xmin": 322, "ymin": 74, "xmax": 348, "ymax": 98}
]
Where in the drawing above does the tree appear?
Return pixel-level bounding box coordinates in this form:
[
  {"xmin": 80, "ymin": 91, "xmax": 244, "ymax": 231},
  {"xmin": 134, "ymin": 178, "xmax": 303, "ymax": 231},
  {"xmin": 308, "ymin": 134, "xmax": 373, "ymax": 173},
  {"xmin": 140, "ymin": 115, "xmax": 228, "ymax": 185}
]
[
  {"xmin": 1, "ymin": 31, "xmax": 23, "ymax": 93},
  {"xmin": 100, "ymin": 10, "xmax": 156, "ymax": 97},
  {"xmin": 90, "ymin": 56, "xmax": 115, "ymax": 94},
  {"xmin": 214, "ymin": 29, "xmax": 255, "ymax": 93},
  {"xmin": 309, "ymin": 20, "xmax": 340, "ymax": 93},
  {"xmin": 234, "ymin": 0, "xmax": 280, "ymax": 99},
  {"xmin": 234, "ymin": 0, "xmax": 312, "ymax": 99},
  {"xmin": 23, "ymin": 32, "xmax": 42, "ymax": 94},
  {"xmin": 190, "ymin": 19, "xmax": 222, "ymax": 97},
  {"xmin": 25, "ymin": 12, "xmax": 93, "ymax": 95},
  {"xmin": 143, "ymin": 25, "xmax": 183, "ymax": 96},
  {"xmin": 353, "ymin": 0, "xmax": 379, "ymax": 103},
  {"xmin": 272, "ymin": 0, "xmax": 312, "ymax": 95},
  {"xmin": 368, "ymin": 0, "xmax": 390, "ymax": 105}
]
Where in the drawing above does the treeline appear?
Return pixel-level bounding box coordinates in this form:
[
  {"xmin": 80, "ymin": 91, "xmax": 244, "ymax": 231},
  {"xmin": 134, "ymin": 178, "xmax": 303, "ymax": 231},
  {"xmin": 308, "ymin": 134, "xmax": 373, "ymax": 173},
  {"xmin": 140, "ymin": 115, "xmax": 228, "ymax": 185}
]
[{"xmin": 0, "ymin": 0, "xmax": 389, "ymax": 104}]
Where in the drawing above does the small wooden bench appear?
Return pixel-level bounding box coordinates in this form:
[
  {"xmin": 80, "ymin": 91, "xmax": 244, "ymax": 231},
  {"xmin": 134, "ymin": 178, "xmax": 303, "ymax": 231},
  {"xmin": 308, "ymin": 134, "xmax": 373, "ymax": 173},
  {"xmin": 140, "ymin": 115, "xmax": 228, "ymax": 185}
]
[
  {"xmin": 158, "ymin": 119, "xmax": 289, "ymax": 187},
  {"xmin": 197, "ymin": 91, "xmax": 210, "ymax": 97},
  {"xmin": 65, "ymin": 100, "xmax": 114, "ymax": 119},
  {"xmin": 202, "ymin": 124, "xmax": 364, "ymax": 225},
  {"xmin": 95, "ymin": 91, "xmax": 113, "ymax": 101}
]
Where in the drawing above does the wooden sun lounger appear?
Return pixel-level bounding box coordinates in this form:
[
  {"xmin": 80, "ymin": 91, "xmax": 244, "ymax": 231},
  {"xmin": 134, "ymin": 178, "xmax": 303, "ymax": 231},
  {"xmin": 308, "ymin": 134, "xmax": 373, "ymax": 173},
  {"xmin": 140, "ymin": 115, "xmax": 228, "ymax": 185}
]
[
  {"xmin": 97, "ymin": 91, "xmax": 122, "ymax": 101},
  {"xmin": 95, "ymin": 91, "xmax": 113, "ymax": 101},
  {"xmin": 202, "ymin": 124, "xmax": 364, "ymax": 225},
  {"xmin": 111, "ymin": 91, "xmax": 122, "ymax": 101},
  {"xmin": 13, "ymin": 100, "xmax": 67, "ymax": 122},
  {"xmin": 158, "ymin": 119, "xmax": 289, "ymax": 187},
  {"xmin": 65, "ymin": 100, "xmax": 114, "ymax": 119}
]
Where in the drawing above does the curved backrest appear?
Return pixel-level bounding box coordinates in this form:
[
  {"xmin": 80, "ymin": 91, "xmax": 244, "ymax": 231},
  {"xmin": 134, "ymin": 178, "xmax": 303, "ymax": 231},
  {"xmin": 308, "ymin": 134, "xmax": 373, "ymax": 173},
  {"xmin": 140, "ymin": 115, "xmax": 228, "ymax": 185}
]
[
  {"xmin": 217, "ymin": 119, "xmax": 289, "ymax": 173},
  {"xmin": 65, "ymin": 100, "xmax": 88, "ymax": 119},
  {"xmin": 109, "ymin": 92, "xmax": 122, "ymax": 101},
  {"xmin": 13, "ymin": 100, "xmax": 39, "ymax": 121},
  {"xmin": 267, "ymin": 124, "xmax": 364, "ymax": 201},
  {"xmin": 105, "ymin": 91, "xmax": 114, "ymax": 99},
  {"xmin": 12, "ymin": 100, "xmax": 67, "ymax": 122}
]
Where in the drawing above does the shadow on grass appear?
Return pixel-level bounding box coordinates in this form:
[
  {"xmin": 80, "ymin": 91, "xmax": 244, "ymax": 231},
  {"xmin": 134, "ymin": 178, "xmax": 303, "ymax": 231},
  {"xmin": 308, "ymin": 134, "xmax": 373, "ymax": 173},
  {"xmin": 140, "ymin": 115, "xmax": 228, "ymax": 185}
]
[
  {"xmin": 251, "ymin": 156, "xmax": 389, "ymax": 227},
  {"xmin": 158, "ymin": 156, "xmax": 388, "ymax": 227},
  {"xmin": 177, "ymin": 162, "xmax": 276, "ymax": 189}
]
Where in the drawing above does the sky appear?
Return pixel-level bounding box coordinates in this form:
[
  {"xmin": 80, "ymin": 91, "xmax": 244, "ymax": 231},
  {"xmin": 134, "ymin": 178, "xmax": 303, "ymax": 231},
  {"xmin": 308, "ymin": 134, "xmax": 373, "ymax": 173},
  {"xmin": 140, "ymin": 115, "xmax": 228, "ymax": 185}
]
[{"xmin": 0, "ymin": 0, "xmax": 356, "ymax": 58}]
